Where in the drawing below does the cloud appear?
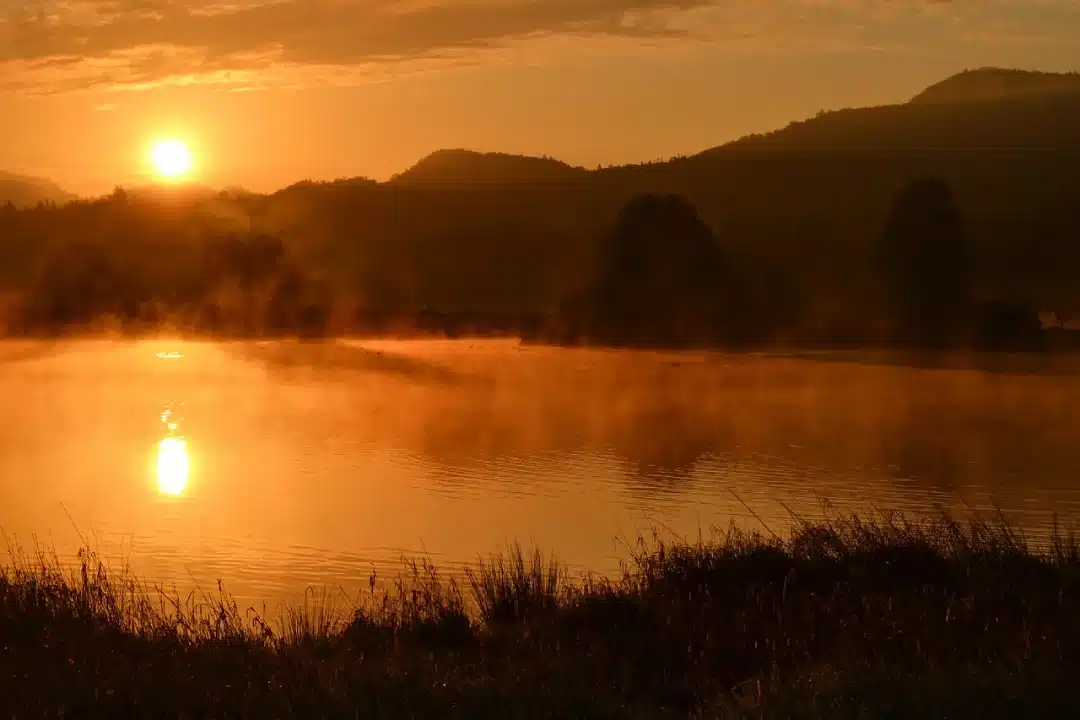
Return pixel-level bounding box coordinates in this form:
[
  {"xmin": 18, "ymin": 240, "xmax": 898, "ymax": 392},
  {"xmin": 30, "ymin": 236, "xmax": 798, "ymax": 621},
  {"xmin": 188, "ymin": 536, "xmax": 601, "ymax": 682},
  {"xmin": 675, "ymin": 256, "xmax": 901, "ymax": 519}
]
[{"xmin": 1, "ymin": 0, "xmax": 1079, "ymax": 93}]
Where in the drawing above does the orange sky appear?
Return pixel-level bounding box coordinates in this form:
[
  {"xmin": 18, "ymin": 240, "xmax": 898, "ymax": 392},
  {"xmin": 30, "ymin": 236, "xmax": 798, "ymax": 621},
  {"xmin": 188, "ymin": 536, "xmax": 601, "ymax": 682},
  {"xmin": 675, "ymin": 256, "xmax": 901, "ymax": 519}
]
[{"xmin": 2, "ymin": 0, "xmax": 1079, "ymax": 195}]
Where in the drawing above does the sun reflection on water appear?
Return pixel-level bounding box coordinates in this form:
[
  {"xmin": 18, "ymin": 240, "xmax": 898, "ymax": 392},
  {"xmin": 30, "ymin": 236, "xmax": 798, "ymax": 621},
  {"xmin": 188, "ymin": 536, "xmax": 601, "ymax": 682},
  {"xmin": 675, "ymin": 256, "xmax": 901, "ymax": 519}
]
[
  {"xmin": 157, "ymin": 436, "xmax": 189, "ymax": 496},
  {"xmin": 156, "ymin": 404, "xmax": 190, "ymax": 497},
  {"xmin": 161, "ymin": 407, "xmax": 178, "ymax": 432}
]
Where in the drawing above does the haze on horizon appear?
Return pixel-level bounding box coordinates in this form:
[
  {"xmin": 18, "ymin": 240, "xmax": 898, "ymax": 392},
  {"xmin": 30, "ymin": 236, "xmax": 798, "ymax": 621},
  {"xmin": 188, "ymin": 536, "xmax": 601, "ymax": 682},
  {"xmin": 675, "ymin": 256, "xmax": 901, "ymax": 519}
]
[{"xmin": 3, "ymin": 0, "xmax": 1080, "ymax": 195}]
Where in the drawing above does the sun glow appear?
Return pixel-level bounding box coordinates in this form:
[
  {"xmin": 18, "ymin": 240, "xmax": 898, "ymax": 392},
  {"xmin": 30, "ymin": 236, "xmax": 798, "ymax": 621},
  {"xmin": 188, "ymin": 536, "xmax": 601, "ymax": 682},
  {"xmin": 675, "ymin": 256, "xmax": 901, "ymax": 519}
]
[
  {"xmin": 157, "ymin": 436, "xmax": 190, "ymax": 496},
  {"xmin": 150, "ymin": 139, "xmax": 193, "ymax": 180}
]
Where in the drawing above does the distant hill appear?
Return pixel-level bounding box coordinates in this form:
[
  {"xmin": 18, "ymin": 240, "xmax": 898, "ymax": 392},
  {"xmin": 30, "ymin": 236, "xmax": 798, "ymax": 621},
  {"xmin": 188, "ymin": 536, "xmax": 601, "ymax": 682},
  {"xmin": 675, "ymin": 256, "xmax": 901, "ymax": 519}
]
[
  {"xmin": 910, "ymin": 67, "xmax": 1080, "ymax": 105},
  {"xmin": 390, "ymin": 149, "xmax": 588, "ymax": 187},
  {"xmin": 0, "ymin": 172, "xmax": 76, "ymax": 208},
  {"xmin": 120, "ymin": 182, "xmax": 222, "ymax": 202},
  {"xmin": 376, "ymin": 69, "xmax": 1080, "ymax": 176},
  {"xmin": 278, "ymin": 177, "xmax": 377, "ymax": 193},
  {"xmin": 339, "ymin": 70, "xmax": 1080, "ymax": 228},
  {"xmin": 687, "ymin": 71, "xmax": 1080, "ymax": 161}
]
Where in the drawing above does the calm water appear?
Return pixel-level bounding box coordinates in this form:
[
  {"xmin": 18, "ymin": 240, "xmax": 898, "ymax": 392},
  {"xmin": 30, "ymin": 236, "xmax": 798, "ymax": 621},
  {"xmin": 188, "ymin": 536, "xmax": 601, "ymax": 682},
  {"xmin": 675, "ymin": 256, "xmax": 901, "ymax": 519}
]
[{"xmin": 2, "ymin": 339, "xmax": 1079, "ymax": 608}]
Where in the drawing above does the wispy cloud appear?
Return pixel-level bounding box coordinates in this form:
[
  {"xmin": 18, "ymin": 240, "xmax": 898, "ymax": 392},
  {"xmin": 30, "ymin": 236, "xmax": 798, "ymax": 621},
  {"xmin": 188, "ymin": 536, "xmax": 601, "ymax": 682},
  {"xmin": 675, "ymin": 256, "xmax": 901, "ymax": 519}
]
[{"xmin": 1, "ymin": 0, "xmax": 1078, "ymax": 93}]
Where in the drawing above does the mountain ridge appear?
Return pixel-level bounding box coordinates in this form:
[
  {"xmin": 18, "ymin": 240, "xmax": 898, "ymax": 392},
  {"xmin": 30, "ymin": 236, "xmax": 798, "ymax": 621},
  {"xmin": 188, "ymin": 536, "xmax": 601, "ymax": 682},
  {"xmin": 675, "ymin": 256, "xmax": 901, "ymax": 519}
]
[
  {"xmin": 0, "ymin": 171, "xmax": 77, "ymax": 208},
  {"xmin": 389, "ymin": 148, "xmax": 588, "ymax": 187},
  {"xmin": 909, "ymin": 67, "xmax": 1080, "ymax": 105},
  {"xmin": 5, "ymin": 67, "xmax": 1080, "ymax": 200},
  {"xmin": 372, "ymin": 67, "xmax": 1080, "ymax": 187}
]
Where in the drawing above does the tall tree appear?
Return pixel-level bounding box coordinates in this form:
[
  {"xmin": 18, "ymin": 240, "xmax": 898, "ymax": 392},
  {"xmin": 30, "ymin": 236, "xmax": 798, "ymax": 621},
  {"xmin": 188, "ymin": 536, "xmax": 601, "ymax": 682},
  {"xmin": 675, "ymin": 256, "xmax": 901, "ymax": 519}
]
[
  {"xmin": 574, "ymin": 193, "xmax": 741, "ymax": 345},
  {"xmin": 878, "ymin": 177, "xmax": 974, "ymax": 348}
]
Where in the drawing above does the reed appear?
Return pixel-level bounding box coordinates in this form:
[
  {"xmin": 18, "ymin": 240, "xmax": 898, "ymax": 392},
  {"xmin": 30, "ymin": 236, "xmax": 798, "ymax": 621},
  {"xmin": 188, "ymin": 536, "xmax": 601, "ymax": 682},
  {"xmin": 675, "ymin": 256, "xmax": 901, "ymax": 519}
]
[{"xmin": 2, "ymin": 510, "xmax": 1078, "ymax": 717}]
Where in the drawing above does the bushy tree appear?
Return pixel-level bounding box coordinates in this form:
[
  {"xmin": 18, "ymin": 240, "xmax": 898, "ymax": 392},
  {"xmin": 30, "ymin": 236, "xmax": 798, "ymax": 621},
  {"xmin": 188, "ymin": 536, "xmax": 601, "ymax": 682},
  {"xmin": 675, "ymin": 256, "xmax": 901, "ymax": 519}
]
[
  {"xmin": 571, "ymin": 194, "xmax": 742, "ymax": 345},
  {"xmin": 877, "ymin": 177, "xmax": 974, "ymax": 348}
]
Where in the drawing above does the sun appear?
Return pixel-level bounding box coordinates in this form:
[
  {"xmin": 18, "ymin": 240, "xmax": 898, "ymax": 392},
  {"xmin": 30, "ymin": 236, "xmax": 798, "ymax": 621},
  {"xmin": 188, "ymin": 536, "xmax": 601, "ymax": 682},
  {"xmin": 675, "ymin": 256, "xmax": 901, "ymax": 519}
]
[{"xmin": 150, "ymin": 139, "xmax": 193, "ymax": 180}]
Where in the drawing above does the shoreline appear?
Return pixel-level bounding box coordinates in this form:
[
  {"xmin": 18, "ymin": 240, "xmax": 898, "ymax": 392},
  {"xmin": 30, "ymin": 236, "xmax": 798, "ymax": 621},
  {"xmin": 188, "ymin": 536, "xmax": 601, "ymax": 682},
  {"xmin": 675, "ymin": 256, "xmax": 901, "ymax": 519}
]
[{"xmin": 6, "ymin": 334, "xmax": 1080, "ymax": 377}]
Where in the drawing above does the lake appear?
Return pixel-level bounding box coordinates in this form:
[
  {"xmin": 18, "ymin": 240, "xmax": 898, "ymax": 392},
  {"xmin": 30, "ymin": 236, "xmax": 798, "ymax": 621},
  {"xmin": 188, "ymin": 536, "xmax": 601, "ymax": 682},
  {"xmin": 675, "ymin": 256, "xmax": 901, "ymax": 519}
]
[{"xmin": 2, "ymin": 339, "xmax": 1079, "ymax": 609}]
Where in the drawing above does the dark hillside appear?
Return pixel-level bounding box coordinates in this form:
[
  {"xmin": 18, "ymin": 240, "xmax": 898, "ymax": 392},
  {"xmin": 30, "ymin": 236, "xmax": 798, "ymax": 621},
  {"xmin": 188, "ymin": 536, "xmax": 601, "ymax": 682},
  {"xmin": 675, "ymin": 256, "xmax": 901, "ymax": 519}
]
[{"xmin": 0, "ymin": 172, "xmax": 76, "ymax": 208}]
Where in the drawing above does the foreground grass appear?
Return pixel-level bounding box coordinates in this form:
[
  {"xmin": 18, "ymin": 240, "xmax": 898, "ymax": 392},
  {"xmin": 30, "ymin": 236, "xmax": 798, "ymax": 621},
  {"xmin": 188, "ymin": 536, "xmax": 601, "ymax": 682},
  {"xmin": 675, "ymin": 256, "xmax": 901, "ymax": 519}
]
[{"xmin": 3, "ymin": 512, "xmax": 1080, "ymax": 718}]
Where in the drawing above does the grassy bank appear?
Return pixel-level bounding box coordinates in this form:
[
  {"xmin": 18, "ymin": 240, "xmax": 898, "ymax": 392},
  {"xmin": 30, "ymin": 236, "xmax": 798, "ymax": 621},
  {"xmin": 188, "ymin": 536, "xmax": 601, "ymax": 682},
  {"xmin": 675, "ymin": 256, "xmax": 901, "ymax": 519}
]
[{"xmin": 3, "ymin": 512, "xmax": 1079, "ymax": 718}]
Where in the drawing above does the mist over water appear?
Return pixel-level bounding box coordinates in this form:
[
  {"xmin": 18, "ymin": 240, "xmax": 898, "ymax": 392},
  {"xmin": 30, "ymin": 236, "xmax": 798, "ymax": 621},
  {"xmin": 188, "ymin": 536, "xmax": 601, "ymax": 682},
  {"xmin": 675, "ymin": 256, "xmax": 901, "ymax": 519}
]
[{"xmin": 1, "ymin": 339, "xmax": 1079, "ymax": 608}]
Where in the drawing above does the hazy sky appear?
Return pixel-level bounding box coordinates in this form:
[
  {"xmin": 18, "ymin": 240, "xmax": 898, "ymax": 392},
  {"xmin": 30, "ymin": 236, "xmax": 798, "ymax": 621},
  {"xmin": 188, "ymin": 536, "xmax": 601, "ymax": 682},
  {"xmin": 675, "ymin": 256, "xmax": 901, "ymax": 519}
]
[{"xmin": 2, "ymin": 0, "xmax": 1079, "ymax": 195}]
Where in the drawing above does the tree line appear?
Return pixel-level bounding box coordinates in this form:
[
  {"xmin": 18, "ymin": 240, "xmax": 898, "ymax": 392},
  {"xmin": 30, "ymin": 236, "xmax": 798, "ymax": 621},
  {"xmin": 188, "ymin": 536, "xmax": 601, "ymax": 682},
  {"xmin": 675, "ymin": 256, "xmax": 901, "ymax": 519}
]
[
  {"xmin": 558, "ymin": 178, "xmax": 1059, "ymax": 350},
  {"xmin": 0, "ymin": 177, "xmax": 1073, "ymax": 350}
]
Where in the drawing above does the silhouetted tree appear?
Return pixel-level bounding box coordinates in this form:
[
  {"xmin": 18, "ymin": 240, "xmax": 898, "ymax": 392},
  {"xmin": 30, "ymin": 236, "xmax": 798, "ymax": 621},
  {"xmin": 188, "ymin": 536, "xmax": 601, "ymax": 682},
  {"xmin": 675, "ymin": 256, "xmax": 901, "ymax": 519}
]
[
  {"xmin": 877, "ymin": 177, "xmax": 974, "ymax": 348},
  {"xmin": 973, "ymin": 297, "xmax": 1043, "ymax": 351},
  {"xmin": 204, "ymin": 232, "xmax": 287, "ymax": 334},
  {"xmin": 570, "ymin": 194, "xmax": 742, "ymax": 346},
  {"xmin": 209, "ymin": 232, "xmax": 285, "ymax": 289},
  {"xmin": 23, "ymin": 241, "xmax": 152, "ymax": 330}
]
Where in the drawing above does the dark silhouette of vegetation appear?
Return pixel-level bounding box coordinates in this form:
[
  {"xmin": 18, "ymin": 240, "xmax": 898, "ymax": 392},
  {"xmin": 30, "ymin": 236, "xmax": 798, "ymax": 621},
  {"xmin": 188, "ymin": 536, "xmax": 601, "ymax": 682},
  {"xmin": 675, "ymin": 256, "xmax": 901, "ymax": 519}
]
[
  {"xmin": 391, "ymin": 149, "xmax": 587, "ymax": 187},
  {"xmin": 877, "ymin": 177, "xmax": 974, "ymax": 348},
  {"xmin": 2, "ymin": 68, "xmax": 1080, "ymax": 348},
  {"xmin": 0, "ymin": 171, "xmax": 75, "ymax": 208},
  {"xmin": 910, "ymin": 67, "xmax": 1080, "ymax": 105},
  {"xmin": 560, "ymin": 194, "xmax": 745, "ymax": 347},
  {"xmin": 974, "ymin": 298, "xmax": 1044, "ymax": 352},
  {"xmin": 2, "ymin": 511, "xmax": 1078, "ymax": 716}
]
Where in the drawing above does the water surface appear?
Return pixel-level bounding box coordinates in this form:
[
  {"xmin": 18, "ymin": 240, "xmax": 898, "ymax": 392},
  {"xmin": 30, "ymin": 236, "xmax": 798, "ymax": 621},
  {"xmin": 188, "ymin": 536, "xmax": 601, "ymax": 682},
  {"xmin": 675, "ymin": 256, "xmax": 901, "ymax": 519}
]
[{"xmin": 2, "ymin": 339, "xmax": 1078, "ymax": 608}]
